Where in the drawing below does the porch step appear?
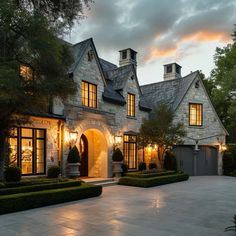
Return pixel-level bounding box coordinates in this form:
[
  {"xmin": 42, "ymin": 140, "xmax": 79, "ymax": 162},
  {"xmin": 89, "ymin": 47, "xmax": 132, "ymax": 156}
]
[{"xmin": 82, "ymin": 178, "xmax": 118, "ymax": 187}]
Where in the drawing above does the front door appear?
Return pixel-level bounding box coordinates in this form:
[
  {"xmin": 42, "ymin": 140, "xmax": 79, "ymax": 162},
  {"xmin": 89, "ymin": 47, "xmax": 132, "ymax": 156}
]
[{"xmin": 79, "ymin": 134, "xmax": 88, "ymax": 177}]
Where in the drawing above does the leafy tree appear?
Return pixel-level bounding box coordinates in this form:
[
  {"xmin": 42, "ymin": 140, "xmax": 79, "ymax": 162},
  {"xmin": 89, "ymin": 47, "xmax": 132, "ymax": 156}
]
[
  {"xmin": 0, "ymin": 0, "xmax": 91, "ymax": 180},
  {"xmin": 139, "ymin": 104, "xmax": 186, "ymax": 166},
  {"xmin": 210, "ymin": 25, "xmax": 236, "ymax": 142}
]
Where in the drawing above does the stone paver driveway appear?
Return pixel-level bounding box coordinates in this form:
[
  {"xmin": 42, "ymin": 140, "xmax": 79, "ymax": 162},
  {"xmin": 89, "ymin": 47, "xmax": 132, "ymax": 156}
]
[{"xmin": 0, "ymin": 176, "xmax": 235, "ymax": 236}]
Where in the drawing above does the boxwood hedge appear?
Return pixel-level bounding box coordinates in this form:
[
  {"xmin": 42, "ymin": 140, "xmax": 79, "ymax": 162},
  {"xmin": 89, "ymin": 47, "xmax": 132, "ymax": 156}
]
[
  {"xmin": 118, "ymin": 173, "xmax": 189, "ymax": 188},
  {"xmin": 0, "ymin": 183, "xmax": 102, "ymax": 215},
  {"xmin": 126, "ymin": 170, "xmax": 176, "ymax": 178},
  {"xmin": 0, "ymin": 180, "xmax": 81, "ymax": 195}
]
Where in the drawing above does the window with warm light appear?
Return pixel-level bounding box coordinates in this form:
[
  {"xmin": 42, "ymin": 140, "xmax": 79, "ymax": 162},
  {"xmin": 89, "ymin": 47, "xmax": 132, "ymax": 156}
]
[
  {"xmin": 123, "ymin": 134, "xmax": 137, "ymax": 169},
  {"xmin": 20, "ymin": 65, "xmax": 33, "ymax": 80},
  {"xmin": 9, "ymin": 128, "xmax": 46, "ymax": 175},
  {"xmin": 82, "ymin": 81, "xmax": 97, "ymax": 108},
  {"xmin": 189, "ymin": 103, "xmax": 203, "ymax": 126},
  {"xmin": 127, "ymin": 93, "xmax": 135, "ymax": 117}
]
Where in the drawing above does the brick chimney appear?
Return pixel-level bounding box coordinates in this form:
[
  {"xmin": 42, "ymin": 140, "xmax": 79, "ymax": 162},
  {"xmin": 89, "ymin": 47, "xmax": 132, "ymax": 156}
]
[
  {"xmin": 163, "ymin": 63, "xmax": 181, "ymax": 81},
  {"xmin": 119, "ymin": 48, "xmax": 137, "ymax": 70}
]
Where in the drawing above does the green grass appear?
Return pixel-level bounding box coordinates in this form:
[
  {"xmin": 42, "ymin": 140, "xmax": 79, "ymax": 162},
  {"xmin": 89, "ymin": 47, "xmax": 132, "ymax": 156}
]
[
  {"xmin": 0, "ymin": 183, "xmax": 102, "ymax": 215},
  {"xmin": 119, "ymin": 172, "xmax": 189, "ymax": 188},
  {"xmin": 126, "ymin": 170, "xmax": 176, "ymax": 178}
]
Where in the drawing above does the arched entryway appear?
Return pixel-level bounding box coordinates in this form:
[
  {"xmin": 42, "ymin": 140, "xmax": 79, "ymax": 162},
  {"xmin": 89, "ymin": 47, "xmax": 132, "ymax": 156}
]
[{"xmin": 79, "ymin": 128, "xmax": 108, "ymax": 178}]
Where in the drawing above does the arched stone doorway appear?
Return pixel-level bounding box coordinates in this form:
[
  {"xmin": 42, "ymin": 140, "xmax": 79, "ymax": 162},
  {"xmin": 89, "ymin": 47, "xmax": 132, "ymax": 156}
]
[{"xmin": 79, "ymin": 128, "xmax": 108, "ymax": 178}]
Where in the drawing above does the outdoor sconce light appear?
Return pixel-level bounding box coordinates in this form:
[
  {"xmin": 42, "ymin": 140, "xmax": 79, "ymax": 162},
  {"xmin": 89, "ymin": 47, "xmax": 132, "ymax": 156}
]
[
  {"xmin": 68, "ymin": 131, "xmax": 78, "ymax": 148},
  {"xmin": 115, "ymin": 136, "xmax": 122, "ymax": 145},
  {"xmin": 219, "ymin": 143, "xmax": 227, "ymax": 152}
]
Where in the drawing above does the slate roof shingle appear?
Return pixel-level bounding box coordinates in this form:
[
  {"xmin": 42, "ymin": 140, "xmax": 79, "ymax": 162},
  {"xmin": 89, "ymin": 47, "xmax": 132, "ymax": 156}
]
[{"xmin": 141, "ymin": 71, "xmax": 198, "ymax": 111}]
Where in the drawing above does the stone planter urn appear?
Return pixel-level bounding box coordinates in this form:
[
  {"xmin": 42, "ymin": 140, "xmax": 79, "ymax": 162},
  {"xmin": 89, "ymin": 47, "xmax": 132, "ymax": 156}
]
[
  {"xmin": 67, "ymin": 163, "xmax": 80, "ymax": 177},
  {"xmin": 112, "ymin": 148, "xmax": 124, "ymax": 178},
  {"xmin": 67, "ymin": 145, "xmax": 81, "ymax": 178},
  {"xmin": 112, "ymin": 161, "xmax": 123, "ymax": 178}
]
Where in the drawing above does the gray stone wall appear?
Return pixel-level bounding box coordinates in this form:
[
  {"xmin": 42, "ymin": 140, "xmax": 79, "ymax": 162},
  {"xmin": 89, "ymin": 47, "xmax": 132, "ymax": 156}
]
[{"xmin": 174, "ymin": 75, "xmax": 226, "ymax": 146}]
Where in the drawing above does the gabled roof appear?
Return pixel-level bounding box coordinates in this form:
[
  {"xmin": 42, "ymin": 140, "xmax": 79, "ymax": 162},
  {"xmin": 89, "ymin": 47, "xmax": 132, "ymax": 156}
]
[{"xmin": 141, "ymin": 71, "xmax": 198, "ymax": 111}]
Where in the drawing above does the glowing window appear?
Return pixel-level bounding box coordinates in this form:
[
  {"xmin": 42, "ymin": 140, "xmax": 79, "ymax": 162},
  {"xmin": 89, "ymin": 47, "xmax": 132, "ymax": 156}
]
[
  {"xmin": 82, "ymin": 81, "xmax": 97, "ymax": 108},
  {"xmin": 123, "ymin": 134, "xmax": 137, "ymax": 169},
  {"xmin": 127, "ymin": 93, "xmax": 135, "ymax": 117},
  {"xmin": 189, "ymin": 103, "xmax": 202, "ymax": 126}
]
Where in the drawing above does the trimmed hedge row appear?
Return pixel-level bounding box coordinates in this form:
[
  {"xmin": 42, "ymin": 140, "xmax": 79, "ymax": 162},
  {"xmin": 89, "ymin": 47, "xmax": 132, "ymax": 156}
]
[
  {"xmin": 126, "ymin": 170, "xmax": 176, "ymax": 178},
  {"xmin": 0, "ymin": 180, "xmax": 81, "ymax": 195},
  {"xmin": 0, "ymin": 183, "xmax": 102, "ymax": 215},
  {"xmin": 0, "ymin": 178, "xmax": 70, "ymax": 188},
  {"xmin": 118, "ymin": 173, "xmax": 189, "ymax": 188}
]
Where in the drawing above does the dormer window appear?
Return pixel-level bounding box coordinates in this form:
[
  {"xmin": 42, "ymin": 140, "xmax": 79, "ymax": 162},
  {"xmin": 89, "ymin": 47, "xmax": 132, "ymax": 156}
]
[
  {"xmin": 20, "ymin": 65, "xmax": 33, "ymax": 80},
  {"xmin": 166, "ymin": 65, "xmax": 172, "ymax": 73}
]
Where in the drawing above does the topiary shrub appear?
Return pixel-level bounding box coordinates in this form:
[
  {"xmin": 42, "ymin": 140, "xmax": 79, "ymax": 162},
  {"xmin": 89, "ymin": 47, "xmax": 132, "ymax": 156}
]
[
  {"xmin": 138, "ymin": 162, "xmax": 147, "ymax": 171},
  {"xmin": 47, "ymin": 165, "xmax": 60, "ymax": 178},
  {"xmin": 67, "ymin": 146, "xmax": 80, "ymax": 163},
  {"xmin": 164, "ymin": 151, "xmax": 177, "ymax": 171},
  {"xmin": 112, "ymin": 148, "xmax": 123, "ymax": 162},
  {"xmin": 4, "ymin": 166, "xmax": 22, "ymax": 182},
  {"xmin": 149, "ymin": 162, "xmax": 157, "ymax": 169}
]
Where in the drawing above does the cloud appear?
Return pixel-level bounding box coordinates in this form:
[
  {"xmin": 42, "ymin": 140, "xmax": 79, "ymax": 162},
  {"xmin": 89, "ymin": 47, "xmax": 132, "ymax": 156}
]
[{"xmin": 67, "ymin": 0, "xmax": 236, "ymax": 65}]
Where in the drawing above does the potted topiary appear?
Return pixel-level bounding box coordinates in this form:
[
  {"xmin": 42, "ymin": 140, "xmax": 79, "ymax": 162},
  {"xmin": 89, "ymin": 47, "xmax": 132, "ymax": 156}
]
[
  {"xmin": 67, "ymin": 146, "xmax": 80, "ymax": 178},
  {"xmin": 112, "ymin": 148, "xmax": 124, "ymax": 177}
]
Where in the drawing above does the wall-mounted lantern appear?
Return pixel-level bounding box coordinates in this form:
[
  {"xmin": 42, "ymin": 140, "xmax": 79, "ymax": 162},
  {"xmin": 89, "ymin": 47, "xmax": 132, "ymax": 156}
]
[
  {"xmin": 114, "ymin": 135, "xmax": 122, "ymax": 149},
  {"xmin": 67, "ymin": 131, "xmax": 78, "ymax": 148}
]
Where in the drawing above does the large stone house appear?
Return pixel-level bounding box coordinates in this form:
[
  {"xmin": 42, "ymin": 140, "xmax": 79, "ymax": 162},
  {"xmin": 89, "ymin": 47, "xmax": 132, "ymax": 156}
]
[{"xmin": 8, "ymin": 38, "xmax": 227, "ymax": 177}]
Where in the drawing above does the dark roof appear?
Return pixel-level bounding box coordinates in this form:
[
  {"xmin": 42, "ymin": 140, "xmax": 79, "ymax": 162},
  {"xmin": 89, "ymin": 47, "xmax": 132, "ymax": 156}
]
[
  {"xmin": 24, "ymin": 109, "xmax": 65, "ymax": 120},
  {"xmin": 99, "ymin": 58, "xmax": 117, "ymax": 72},
  {"xmin": 141, "ymin": 71, "xmax": 198, "ymax": 111},
  {"xmin": 69, "ymin": 38, "xmax": 92, "ymax": 73}
]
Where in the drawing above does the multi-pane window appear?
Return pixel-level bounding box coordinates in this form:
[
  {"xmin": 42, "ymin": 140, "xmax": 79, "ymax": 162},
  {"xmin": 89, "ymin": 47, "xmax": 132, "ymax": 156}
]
[
  {"xmin": 123, "ymin": 135, "xmax": 137, "ymax": 169},
  {"xmin": 20, "ymin": 65, "xmax": 33, "ymax": 80},
  {"xmin": 127, "ymin": 93, "xmax": 135, "ymax": 117},
  {"xmin": 9, "ymin": 128, "xmax": 46, "ymax": 175},
  {"xmin": 82, "ymin": 81, "xmax": 97, "ymax": 108},
  {"xmin": 189, "ymin": 103, "xmax": 203, "ymax": 126}
]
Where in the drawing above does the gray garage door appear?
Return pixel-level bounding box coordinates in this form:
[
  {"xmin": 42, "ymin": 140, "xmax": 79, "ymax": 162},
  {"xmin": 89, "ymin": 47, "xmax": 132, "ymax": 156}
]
[{"xmin": 173, "ymin": 145, "xmax": 218, "ymax": 176}]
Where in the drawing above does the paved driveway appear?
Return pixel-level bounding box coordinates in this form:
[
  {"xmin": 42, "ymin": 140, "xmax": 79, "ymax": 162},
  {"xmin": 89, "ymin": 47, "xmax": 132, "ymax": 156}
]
[{"xmin": 0, "ymin": 176, "xmax": 235, "ymax": 236}]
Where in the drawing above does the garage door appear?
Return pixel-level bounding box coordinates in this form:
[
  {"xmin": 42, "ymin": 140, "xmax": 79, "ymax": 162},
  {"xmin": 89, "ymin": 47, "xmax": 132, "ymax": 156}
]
[{"xmin": 173, "ymin": 145, "xmax": 218, "ymax": 176}]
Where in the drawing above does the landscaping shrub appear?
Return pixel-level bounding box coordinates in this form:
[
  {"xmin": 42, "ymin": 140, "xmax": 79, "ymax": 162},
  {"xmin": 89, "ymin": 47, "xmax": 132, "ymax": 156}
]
[
  {"xmin": 0, "ymin": 183, "xmax": 102, "ymax": 214},
  {"xmin": 112, "ymin": 148, "xmax": 123, "ymax": 162},
  {"xmin": 67, "ymin": 146, "xmax": 80, "ymax": 163},
  {"xmin": 164, "ymin": 151, "xmax": 177, "ymax": 171},
  {"xmin": 47, "ymin": 165, "xmax": 61, "ymax": 178},
  {"xmin": 0, "ymin": 177, "xmax": 69, "ymax": 188},
  {"xmin": 127, "ymin": 170, "xmax": 176, "ymax": 178},
  {"xmin": 4, "ymin": 166, "xmax": 22, "ymax": 182},
  {"xmin": 223, "ymin": 152, "xmax": 236, "ymax": 175},
  {"xmin": 138, "ymin": 162, "xmax": 147, "ymax": 171},
  {"xmin": 118, "ymin": 173, "xmax": 189, "ymax": 188},
  {"xmin": 0, "ymin": 180, "xmax": 81, "ymax": 195},
  {"xmin": 121, "ymin": 163, "xmax": 128, "ymax": 176},
  {"xmin": 149, "ymin": 162, "xmax": 157, "ymax": 169}
]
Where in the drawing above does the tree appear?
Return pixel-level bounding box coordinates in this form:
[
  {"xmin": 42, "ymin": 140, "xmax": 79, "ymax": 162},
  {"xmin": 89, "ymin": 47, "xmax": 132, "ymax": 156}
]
[
  {"xmin": 139, "ymin": 104, "xmax": 186, "ymax": 166},
  {"xmin": 0, "ymin": 0, "xmax": 91, "ymax": 180},
  {"xmin": 210, "ymin": 25, "xmax": 236, "ymax": 143}
]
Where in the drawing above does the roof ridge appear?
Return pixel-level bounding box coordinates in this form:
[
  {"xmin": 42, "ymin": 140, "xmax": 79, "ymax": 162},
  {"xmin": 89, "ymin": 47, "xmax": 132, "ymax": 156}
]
[
  {"xmin": 140, "ymin": 70, "xmax": 199, "ymax": 88},
  {"xmin": 72, "ymin": 37, "xmax": 93, "ymax": 47}
]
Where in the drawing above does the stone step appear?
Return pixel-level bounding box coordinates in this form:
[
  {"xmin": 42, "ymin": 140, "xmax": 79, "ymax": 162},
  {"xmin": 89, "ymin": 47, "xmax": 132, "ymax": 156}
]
[{"xmin": 82, "ymin": 177, "xmax": 119, "ymax": 186}]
